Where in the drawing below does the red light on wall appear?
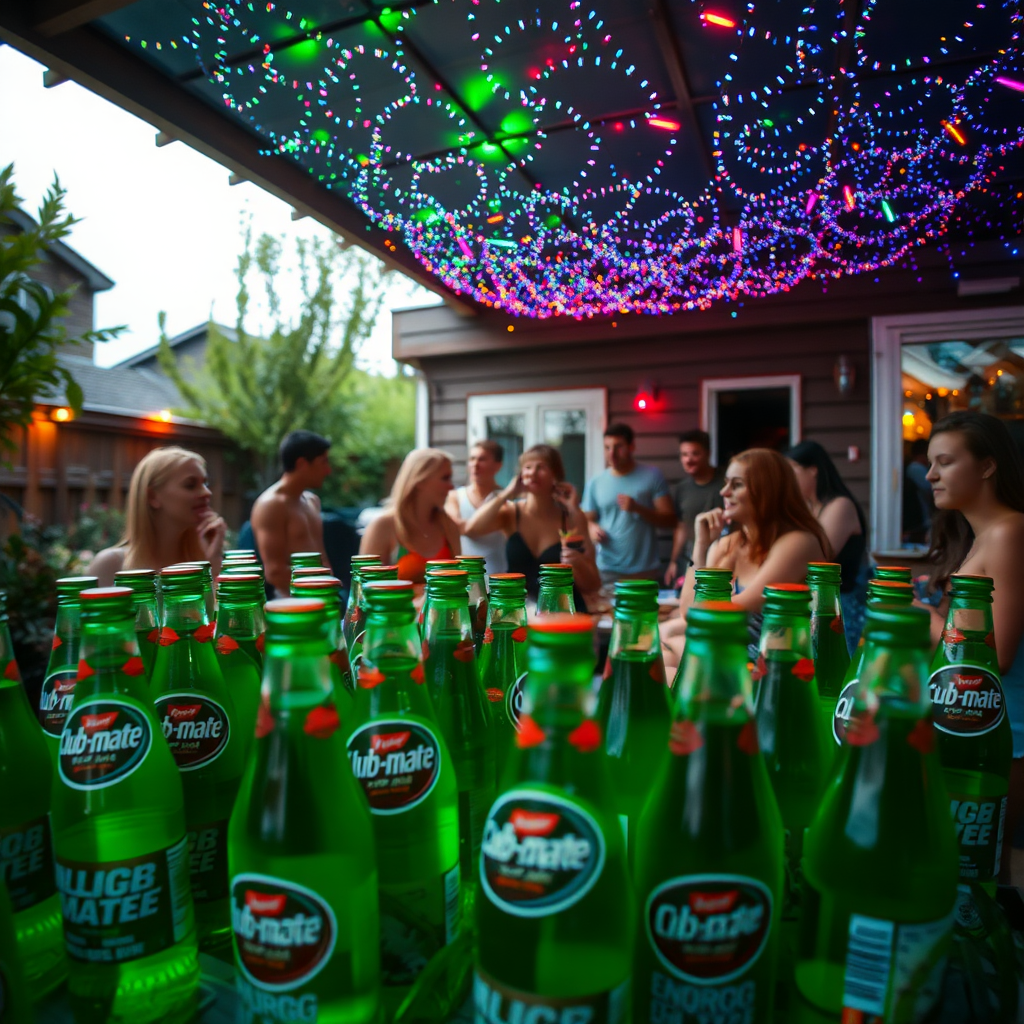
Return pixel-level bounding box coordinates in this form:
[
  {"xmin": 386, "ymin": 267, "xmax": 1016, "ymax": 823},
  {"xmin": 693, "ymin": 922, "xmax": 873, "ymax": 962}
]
[{"xmin": 634, "ymin": 382, "xmax": 660, "ymax": 412}]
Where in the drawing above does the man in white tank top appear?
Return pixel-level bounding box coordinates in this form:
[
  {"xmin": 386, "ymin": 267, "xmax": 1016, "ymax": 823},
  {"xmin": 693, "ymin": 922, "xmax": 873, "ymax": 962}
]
[{"xmin": 445, "ymin": 440, "xmax": 508, "ymax": 574}]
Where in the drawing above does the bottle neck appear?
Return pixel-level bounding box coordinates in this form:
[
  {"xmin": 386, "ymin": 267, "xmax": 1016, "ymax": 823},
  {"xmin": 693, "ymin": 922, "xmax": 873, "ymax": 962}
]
[
  {"xmin": 487, "ymin": 597, "xmax": 527, "ymax": 628},
  {"xmin": 79, "ymin": 616, "xmax": 148, "ymax": 699},
  {"xmin": 161, "ymin": 591, "xmax": 210, "ymax": 631},
  {"xmin": 758, "ymin": 613, "xmax": 812, "ymax": 661},
  {"xmin": 938, "ymin": 597, "xmax": 997, "ymax": 669},
  {"xmin": 674, "ymin": 634, "xmax": 754, "ymax": 723},
  {"xmin": 424, "ymin": 594, "xmax": 472, "ymax": 641},
  {"xmin": 54, "ymin": 602, "xmax": 83, "ymax": 638},
  {"xmin": 608, "ymin": 607, "xmax": 661, "ymax": 659},
  {"xmin": 522, "ymin": 651, "xmax": 596, "ymax": 735},
  {"xmin": 363, "ymin": 610, "xmax": 421, "ymax": 669},
  {"xmin": 216, "ymin": 598, "xmax": 262, "ymax": 639},
  {"xmin": 808, "ymin": 581, "xmax": 842, "ymax": 617},
  {"xmin": 538, "ymin": 585, "xmax": 575, "ymax": 613},
  {"xmin": 858, "ymin": 638, "xmax": 930, "ymax": 713},
  {"xmin": 263, "ymin": 634, "xmax": 334, "ymax": 712}
]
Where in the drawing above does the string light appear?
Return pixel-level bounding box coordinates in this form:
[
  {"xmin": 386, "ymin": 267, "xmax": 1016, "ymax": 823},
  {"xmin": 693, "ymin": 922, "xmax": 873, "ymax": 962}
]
[{"xmin": 115, "ymin": 1, "xmax": 1024, "ymax": 319}]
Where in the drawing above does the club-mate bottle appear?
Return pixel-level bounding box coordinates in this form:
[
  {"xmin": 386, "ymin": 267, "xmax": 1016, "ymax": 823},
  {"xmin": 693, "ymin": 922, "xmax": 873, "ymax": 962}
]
[
  {"xmin": 290, "ymin": 552, "xmax": 323, "ymax": 574},
  {"xmin": 229, "ymin": 597, "xmax": 380, "ymax": 1024},
  {"xmin": 874, "ymin": 565, "xmax": 913, "ymax": 584},
  {"xmin": 213, "ymin": 572, "xmax": 265, "ymax": 763},
  {"xmin": 796, "ymin": 603, "xmax": 959, "ymax": 1019},
  {"xmin": 478, "ymin": 573, "xmax": 528, "ymax": 784},
  {"xmin": 752, "ymin": 583, "xmax": 829, "ymax": 915},
  {"xmin": 832, "ymin": 578, "xmax": 914, "ymax": 745},
  {"xmin": 419, "ymin": 560, "xmax": 463, "ymax": 636},
  {"xmin": 225, "ymin": 548, "xmax": 257, "ymax": 559},
  {"xmin": 343, "ymin": 555, "xmax": 382, "ymax": 658},
  {"xmin": 596, "ymin": 579, "xmax": 670, "ymax": 859},
  {"xmin": 291, "ymin": 567, "xmax": 332, "ymax": 587},
  {"xmin": 458, "ymin": 556, "xmax": 489, "ymax": 653},
  {"xmin": 113, "ymin": 569, "xmax": 160, "ymax": 680},
  {"xmin": 52, "ymin": 586, "xmax": 199, "ymax": 1023},
  {"xmin": 476, "ymin": 614, "xmax": 634, "ymax": 1022},
  {"xmin": 693, "ymin": 567, "xmax": 734, "ymax": 603},
  {"xmin": 291, "ymin": 575, "xmax": 354, "ymax": 721},
  {"xmin": 39, "ymin": 576, "xmax": 98, "ymax": 760},
  {"xmin": 0, "ymin": 881, "xmax": 33, "ymax": 1024},
  {"xmin": 805, "ymin": 562, "xmax": 850, "ymax": 749},
  {"xmin": 634, "ymin": 601, "xmax": 783, "ymax": 1024},
  {"xmin": 176, "ymin": 561, "xmax": 216, "ymax": 623},
  {"xmin": 929, "ymin": 575, "xmax": 1012, "ymax": 892},
  {"xmin": 422, "ymin": 570, "xmax": 495, "ymax": 897},
  {"xmin": 537, "ymin": 563, "xmax": 575, "ymax": 614},
  {"xmin": 346, "ymin": 580, "xmax": 460, "ymax": 1012},
  {"xmin": 0, "ymin": 591, "xmax": 65, "ymax": 997},
  {"xmin": 348, "ymin": 565, "xmax": 398, "ymax": 678},
  {"xmin": 149, "ymin": 565, "xmax": 245, "ymax": 952}
]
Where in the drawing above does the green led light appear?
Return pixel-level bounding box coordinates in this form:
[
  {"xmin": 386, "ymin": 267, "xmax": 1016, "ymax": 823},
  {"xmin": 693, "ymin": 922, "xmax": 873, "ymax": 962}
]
[
  {"xmin": 378, "ymin": 8, "xmax": 402, "ymax": 33},
  {"xmin": 881, "ymin": 200, "xmax": 895, "ymax": 223},
  {"xmin": 312, "ymin": 129, "xmax": 330, "ymax": 144},
  {"xmin": 500, "ymin": 110, "xmax": 533, "ymax": 136}
]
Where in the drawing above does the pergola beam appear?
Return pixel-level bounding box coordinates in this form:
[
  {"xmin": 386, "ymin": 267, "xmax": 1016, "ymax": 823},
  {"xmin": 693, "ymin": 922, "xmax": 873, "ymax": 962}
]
[{"xmin": 31, "ymin": 0, "xmax": 137, "ymax": 37}]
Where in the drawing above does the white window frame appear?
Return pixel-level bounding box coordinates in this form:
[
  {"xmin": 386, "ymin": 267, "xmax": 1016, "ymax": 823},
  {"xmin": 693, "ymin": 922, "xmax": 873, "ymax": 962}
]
[
  {"xmin": 700, "ymin": 374, "xmax": 802, "ymax": 467},
  {"xmin": 466, "ymin": 388, "xmax": 607, "ymax": 484},
  {"xmin": 871, "ymin": 306, "xmax": 1024, "ymax": 554}
]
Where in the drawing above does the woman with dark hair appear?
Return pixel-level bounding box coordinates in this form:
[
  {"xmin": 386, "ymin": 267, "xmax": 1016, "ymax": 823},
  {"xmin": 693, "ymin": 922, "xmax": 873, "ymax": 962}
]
[{"xmin": 925, "ymin": 412, "xmax": 1024, "ymax": 879}]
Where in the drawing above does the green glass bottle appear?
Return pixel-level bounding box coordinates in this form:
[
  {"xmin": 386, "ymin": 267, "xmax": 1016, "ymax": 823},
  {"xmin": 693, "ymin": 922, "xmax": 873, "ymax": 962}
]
[
  {"xmin": 478, "ymin": 573, "xmax": 528, "ymax": 785},
  {"xmin": 796, "ymin": 604, "xmax": 959, "ymax": 1018},
  {"xmin": 0, "ymin": 591, "xmax": 65, "ymax": 998},
  {"xmin": 184, "ymin": 561, "xmax": 216, "ymax": 623},
  {"xmin": 805, "ymin": 562, "xmax": 850, "ymax": 747},
  {"xmin": 929, "ymin": 575, "xmax": 1013, "ymax": 892},
  {"xmin": 149, "ymin": 565, "xmax": 245, "ymax": 952},
  {"xmin": 536, "ymin": 563, "xmax": 575, "ymax": 614},
  {"xmin": 752, "ymin": 583, "xmax": 829, "ymax": 913},
  {"xmin": 348, "ymin": 564, "xmax": 398, "ymax": 678},
  {"xmin": 291, "ymin": 566, "xmax": 332, "ymax": 586},
  {"xmin": 229, "ymin": 597, "xmax": 380, "ymax": 1024},
  {"xmin": 52, "ymin": 586, "xmax": 199, "ymax": 1024},
  {"xmin": 596, "ymin": 579, "xmax": 670, "ymax": 859},
  {"xmin": 290, "ymin": 552, "xmax": 324, "ymax": 573},
  {"xmin": 693, "ymin": 567, "xmax": 734, "ymax": 603},
  {"xmin": 634, "ymin": 602, "xmax": 784, "ymax": 1024},
  {"xmin": 874, "ymin": 565, "xmax": 913, "ymax": 584},
  {"xmin": 458, "ymin": 555, "xmax": 489, "ymax": 653},
  {"xmin": 213, "ymin": 572, "xmax": 265, "ymax": 764},
  {"xmin": 343, "ymin": 555, "xmax": 382, "ymax": 659},
  {"xmin": 418, "ymin": 560, "xmax": 463, "ymax": 637},
  {"xmin": 224, "ymin": 549, "xmax": 257, "ymax": 559},
  {"xmin": 476, "ymin": 615, "xmax": 634, "ymax": 1022},
  {"xmin": 346, "ymin": 580, "xmax": 460, "ymax": 1012},
  {"xmin": 0, "ymin": 881, "xmax": 33, "ymax": 1024},
  {"xmin": 38, "ymin": 576, "xmax": 97, "ymax": 760},
  {"xmin": 291, "ymin": 575, "xmax": 354, "ymax": 722},
  {"xmin": 114, "ymin": 569, "xmax": 160, "ymax": 680},
  {"xmin": 832, "ymin": 579, "xmax": 914, "ymax": 745},
  {"xmin": 423, "ymin": 570, "xmax": 496, "ymax": 898}
]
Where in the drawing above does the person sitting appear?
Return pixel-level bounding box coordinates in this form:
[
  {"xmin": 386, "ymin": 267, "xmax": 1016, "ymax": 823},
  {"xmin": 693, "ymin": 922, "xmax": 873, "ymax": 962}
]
[
  {"xmin": 666, "ymin": 429, "xmax": 724, "ymax": 587},
  {"xmin": 786, "ymin": 439, "xmax": 867, "ymax": 647},
  {"xmin": 923, "ymin": 411, "xmax": 1024, "ymax": 880},
  {"xmin": 87, "ymin": 446, "xmax": 226, "ymax": 586},
  {"xmin": 445, "ymin": 439, "xmax": 508, "ymax": 574},
  {"xmin": 464, "ymin": 444, "xmax": 600, "ymax": 607},
  {"xmin": 359, "ymin": 447, "xmax": 461, "ymax": 584}
]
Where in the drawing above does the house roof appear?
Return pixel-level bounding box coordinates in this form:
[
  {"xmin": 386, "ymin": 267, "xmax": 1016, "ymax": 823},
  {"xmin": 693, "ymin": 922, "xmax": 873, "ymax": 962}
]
[
  {"xmin": 44, "ymin": 352, "xmax": 184, "ymax": 418},
  {"xmin": 114, "ymin": 321, "xmax": 236, "ymax": 369},
  {"xmin": 5, "ymin": 208, "xmax": 115, "ymax": 293}
]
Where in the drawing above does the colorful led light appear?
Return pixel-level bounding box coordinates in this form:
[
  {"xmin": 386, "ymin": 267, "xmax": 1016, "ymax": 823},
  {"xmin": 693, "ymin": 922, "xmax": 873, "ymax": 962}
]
[
  {"xmin": 943, "ymin": 121, "xmax": 967, "ymax": 145},
  {"xmin": 702, "ymin": 13, "xmax": 737, "ymax": 28},
  {"xmin": 649, "ymin": 118, "xmax": 681, "ymax": 131}
]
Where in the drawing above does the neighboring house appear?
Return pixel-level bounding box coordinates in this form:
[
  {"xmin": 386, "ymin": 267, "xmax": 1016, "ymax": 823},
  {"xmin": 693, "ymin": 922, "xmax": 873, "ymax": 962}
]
[
  {"xmin": 114, "ymin": 322, "xmax": 236, "ymax": 383},
  {"xmin": 0, "ymin": 213, "xmax": 241, "ymax": 532}
]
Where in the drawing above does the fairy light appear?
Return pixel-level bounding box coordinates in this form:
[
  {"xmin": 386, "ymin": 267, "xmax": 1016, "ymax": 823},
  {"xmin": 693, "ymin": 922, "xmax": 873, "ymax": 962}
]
[{"xmin": 113, "ymin": 1, "xmax": 1024, "ymax": 319}]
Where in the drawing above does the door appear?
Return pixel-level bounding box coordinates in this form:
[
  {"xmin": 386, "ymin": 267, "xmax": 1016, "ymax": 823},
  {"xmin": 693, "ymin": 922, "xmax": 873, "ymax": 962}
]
[{"xmin": 701, "ymin": 375, "xmax": 802, "ymax": 467}]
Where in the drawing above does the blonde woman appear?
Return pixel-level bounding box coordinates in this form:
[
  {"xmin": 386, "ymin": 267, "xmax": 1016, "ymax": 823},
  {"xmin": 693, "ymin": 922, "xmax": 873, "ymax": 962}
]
[
  {"xmin": 87, "ymin": 446, "xmax": 227, "ymax": 586},
  {"xmin": 359, "ymin": 448, "xmax": 461, "ymax": 584}
]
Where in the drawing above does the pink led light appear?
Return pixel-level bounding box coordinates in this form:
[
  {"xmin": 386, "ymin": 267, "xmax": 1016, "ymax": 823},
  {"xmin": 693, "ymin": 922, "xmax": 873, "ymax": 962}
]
[
  {"xmin": 457, "ymin": 237, "xmax": 473, "ymax": 259},
  {"xmin": 805, "ymin": 191, "xmax": 818, "ymax": 215},
  {"xmin": 995, "ymin": 76, "xmax": 1024, "ymax": 93},
  {"xmin": 843, "ymin": 185, "xmax": 855, "ymax": 211},
  {"xmin": 732, "ymin": 226, "xmax": 743, "ymax": 252}
]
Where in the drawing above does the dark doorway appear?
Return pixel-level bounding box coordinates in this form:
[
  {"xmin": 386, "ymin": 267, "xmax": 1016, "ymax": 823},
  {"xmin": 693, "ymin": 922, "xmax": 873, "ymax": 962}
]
[{"xmin": 714, "ymin": 387, "xmax": 793, "ymax": 464}]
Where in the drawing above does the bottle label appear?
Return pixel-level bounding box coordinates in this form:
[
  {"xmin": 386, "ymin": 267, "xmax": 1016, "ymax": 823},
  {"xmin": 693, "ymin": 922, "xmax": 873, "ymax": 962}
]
[
  {"xmin": 645, "ymin": 874, "xmax": 773, "ymax": 985},
  {"xmin": 506, "ymin": 672, "xmax": 526, "ymax": 729},
  {"xmin": 0, "ymin": 815, "xmax": 56, "ymax": 912},
  {"xmin": 480, "ymin": 789, "xmax": 606, "ymax": 918},
  {"xmin": 38, "ymin": 667, "xmax": 78, "ymax": 738},
  {"xmin": 949, "ymin": 793, "xmax": 1006, "ymax": 883},
  {"xmin": 58, "ymin": 699, "xmax": 153, "ymax": 790},
  {"xmin": 832, "ymin": 679, "xmax": 858, "ymax": 744},
  {"xmin": 841, "ymin": 911, "xmax": 952, "ymax": 1020},
  {"xmin": 928, "ymin": 664, "xmax": 1005, "ymax": 736},
  {"xmin": 231, "ymin": 874, "xmax": 337, "ymax": 991},
  {"xmin": 153, "ymin": 693, "xmax": 231, "ymax": 770},
  {"xmin": 474, "ymin": 969, "xmax": 628, "ymax": 1024},
  {"xmin": 55, "ymin": 837, "xmax": 193, "ymax": 964},
  {"xmin": 346, "ymin": 718, "xmax": 441, "ymax": 814},
  {"xmin": 187, "ymin": 819, "xmax": 230, "ymax": 902}
]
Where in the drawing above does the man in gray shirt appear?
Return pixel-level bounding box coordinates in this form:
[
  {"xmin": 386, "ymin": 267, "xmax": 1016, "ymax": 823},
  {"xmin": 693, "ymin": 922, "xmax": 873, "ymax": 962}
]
[{"xmin": 665, "ymin": 430, "xmax": 724, "ymax": 586}]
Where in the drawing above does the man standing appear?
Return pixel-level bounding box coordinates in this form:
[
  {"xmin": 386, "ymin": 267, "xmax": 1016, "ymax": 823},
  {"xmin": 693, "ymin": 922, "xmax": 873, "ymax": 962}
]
[
  {"xmin": 582, "ymin": 423, "xmax": 676, "ymax": 584},
  {"xmin": 445, "ymin": 439, "xmax": 508, "ymax": 574},
  {"xmin": 665, "ymin": 430, "xmax": 725, "ymax": 586},
  {"xmin": 251, "ymin": 430, "xmax": 332, "ymax": 596}
]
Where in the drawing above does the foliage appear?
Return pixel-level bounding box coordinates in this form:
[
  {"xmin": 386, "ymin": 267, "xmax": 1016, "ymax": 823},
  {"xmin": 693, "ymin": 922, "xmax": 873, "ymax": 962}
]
[
  {"xmin": 0, "ymin": 164, "xmax": 123, "ymax": 460},
  {"xmin": 70, "ymin": 503, "xmax": 126, "ymax": 563},
  {"xmin": 159, "ymin": 227, "xmax": 390, "ymax": 491}
]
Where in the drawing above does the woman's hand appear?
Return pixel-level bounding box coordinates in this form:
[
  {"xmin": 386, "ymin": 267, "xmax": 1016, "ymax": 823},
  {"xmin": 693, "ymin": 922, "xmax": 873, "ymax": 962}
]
[
  {"xmin": 197, "ymin": 510, "xmax": 226, "ymax": 562},
  {"xmin": 502, "ymin": 474, "xmax": 526, "ymax": 501},
  {"xmin": 693, "ymin": 508, "xmax": 725, "ymax": 552},
  {"xmin": 553, "ymin": 481, "xmax": 580, "ymax": 510}
]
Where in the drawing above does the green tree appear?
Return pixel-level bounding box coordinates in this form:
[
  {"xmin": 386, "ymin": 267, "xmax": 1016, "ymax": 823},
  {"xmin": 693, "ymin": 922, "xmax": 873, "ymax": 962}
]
[
  {"xmin": 159, "ymin": 227, "xmax": 394, "ymax": 495},
  {"xmin": 0, "ymin": 164, "xmax": 122, "ymax": 459}
]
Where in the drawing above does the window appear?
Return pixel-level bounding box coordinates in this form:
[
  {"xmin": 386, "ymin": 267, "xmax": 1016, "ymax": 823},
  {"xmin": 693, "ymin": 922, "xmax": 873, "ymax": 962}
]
[
  {"xmin": 466, "ymin": 389, "xmax": 607, "ymax": 492},
  {"xmin": 871, "ymin": 307, "xmax": 1024, "ymax": 553},
  {"xmin": 700, "ymin": 375, "xmax": 802, "ymax": 467}
]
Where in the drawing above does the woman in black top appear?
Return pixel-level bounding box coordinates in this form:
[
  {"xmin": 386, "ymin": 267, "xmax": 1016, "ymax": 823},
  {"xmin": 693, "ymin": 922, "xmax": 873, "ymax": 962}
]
[{"xmin": 464, "ymin": 444, "xmax": 600, "ymax": 606}]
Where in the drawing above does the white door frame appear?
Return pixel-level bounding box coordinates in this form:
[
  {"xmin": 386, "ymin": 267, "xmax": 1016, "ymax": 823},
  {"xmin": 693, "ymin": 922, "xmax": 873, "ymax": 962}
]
[
  {"xmin": 700, "ymin": 374, "xmax": 802, "ymax": 467},
  {"xmin": 871, "ymin": 306, "xmax": 1024, "ymax": 554},
  {"xmin": 466, "ymin": 387, "xmax": 607, "ymax": 483}
]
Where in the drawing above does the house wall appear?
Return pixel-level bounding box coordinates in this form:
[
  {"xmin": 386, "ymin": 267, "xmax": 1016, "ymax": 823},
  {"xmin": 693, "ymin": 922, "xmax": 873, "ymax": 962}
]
[{"xmin": 129, "ymin": 332, "xmax": 211, "ymax": 382}]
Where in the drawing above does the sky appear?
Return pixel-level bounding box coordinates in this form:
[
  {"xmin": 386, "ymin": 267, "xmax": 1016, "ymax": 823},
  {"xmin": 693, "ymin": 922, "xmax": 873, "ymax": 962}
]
[{"xmin": 0, "ymin": 45, "xmax": 441, "ymax": 372}]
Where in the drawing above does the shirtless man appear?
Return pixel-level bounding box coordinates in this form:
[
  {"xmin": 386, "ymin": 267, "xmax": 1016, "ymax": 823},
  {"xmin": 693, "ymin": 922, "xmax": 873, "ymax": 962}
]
[{"xmin": 250, "ymin": 430, "xmax": 332, "ymax": 596}]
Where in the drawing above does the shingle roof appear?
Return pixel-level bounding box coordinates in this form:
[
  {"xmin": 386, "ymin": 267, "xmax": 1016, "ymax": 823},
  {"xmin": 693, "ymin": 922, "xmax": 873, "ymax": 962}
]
[
  {"xmin": 5, "ymin": 209, "xmax": 115, "ymax": 293},
  {"xmin": 115, "ymin": 322, "xmax": 236, "ymax": 369},
  {"xmin": 45, "ymin": 353, "xmax": 185, "ymax": 418}
]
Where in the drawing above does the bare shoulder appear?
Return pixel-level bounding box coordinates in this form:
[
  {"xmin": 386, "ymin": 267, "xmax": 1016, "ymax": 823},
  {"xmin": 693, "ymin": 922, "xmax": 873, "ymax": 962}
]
[
  {"xmin": 86, "ymin": 546, "xmax": 126, "ymax": 586},
  {"xmin": 986, "ymin": 512, "xmax": 1024, "ymax": 546},
  {"xmin": 251, "ymin": 488, "xmax": 288, "ymax": 526},
  {"xmin": 362, "ymin": 510, "xmax": 396, "ymax": 549},
  {"xmin": 303, "ymin": 491, "xmax": 322, "ymax": 512},
  {"xmin": 777, "ymin": 528, "xmax": 825, "ymax": 558}
]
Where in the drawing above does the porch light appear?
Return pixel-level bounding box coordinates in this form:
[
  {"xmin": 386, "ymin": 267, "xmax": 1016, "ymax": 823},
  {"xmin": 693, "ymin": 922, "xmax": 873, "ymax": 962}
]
[
  {"xmin": 51, "ymin": 407, "xmax": 72, "ymax": 422},
  {"xmin": 634, "ymin": 382, "xmax": 659, "ymax": 412}
]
